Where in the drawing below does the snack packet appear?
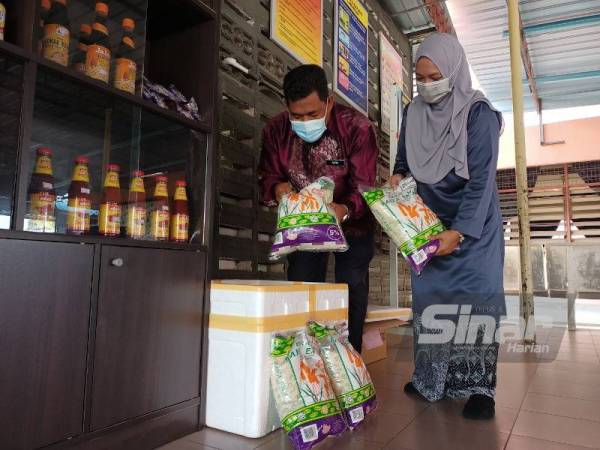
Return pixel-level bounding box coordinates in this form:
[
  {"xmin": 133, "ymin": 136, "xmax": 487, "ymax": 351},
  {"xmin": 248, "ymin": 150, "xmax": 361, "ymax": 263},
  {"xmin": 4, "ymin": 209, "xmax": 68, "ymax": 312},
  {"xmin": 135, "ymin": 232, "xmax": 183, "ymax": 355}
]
[
  {"xmin": 308, "ymin": 322, "xmax": 377, "ymax": 429},
  {"xmin": 362, "ymin": 176, "xmax": 445, "ymax": 274},
  {"xmin": 270, "ymin": 331, "xmax": 347, "ymax": 450},
  {"xmin": 269, "ymin": 177, "xmax": 348, "ymax": 260}
]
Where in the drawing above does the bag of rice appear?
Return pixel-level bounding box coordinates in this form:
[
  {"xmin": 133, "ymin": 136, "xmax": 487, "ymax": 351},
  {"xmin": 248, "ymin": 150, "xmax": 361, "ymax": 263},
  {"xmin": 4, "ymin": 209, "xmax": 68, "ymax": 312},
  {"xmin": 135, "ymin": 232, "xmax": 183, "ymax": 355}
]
[
  {"xmin": 271, "ymin": 331, "xmax": 347, "ymax": 449},
  {"xmin": 362, "ymin": 176, "xmax": 445, "ymax": 274},
  {"xmin": 269, "ymin": 177, "xmax": 348, "ymax": 261},
  {"xmin": 308, "ymin": 322, "xmax": 377, "ymax": 429}
]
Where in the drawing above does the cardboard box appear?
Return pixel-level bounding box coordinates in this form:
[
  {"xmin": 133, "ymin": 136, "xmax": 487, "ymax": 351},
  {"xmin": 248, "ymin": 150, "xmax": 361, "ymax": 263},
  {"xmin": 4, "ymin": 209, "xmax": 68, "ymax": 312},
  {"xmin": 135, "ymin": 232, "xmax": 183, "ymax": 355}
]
[{"xmin": 361, "ymin": 319, "xmax": 406, "ymax": 364}]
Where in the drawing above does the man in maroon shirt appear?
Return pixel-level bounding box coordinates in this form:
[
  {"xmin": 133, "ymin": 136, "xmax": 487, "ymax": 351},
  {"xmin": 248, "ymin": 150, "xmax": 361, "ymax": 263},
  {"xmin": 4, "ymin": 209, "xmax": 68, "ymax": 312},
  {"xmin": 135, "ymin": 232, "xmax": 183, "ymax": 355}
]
[{"xmin": 259, "ymin": 65, "xmax": 379, "ymax": 351}]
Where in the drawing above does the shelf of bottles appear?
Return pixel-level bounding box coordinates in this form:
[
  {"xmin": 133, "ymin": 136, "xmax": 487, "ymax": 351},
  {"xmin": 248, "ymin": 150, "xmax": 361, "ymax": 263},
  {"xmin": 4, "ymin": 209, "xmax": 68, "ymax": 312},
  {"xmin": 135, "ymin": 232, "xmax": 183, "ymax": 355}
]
[
  {"xmin": 38, "ymin": 0, "xmax": 146, "ymax": 93},
  {"xmin": 22, "ymin": 67, "xmax": 207, "ymax": 244},
  {"xmin": 25, "ymin": 0, "xmax": 207, "ymax": 124}
]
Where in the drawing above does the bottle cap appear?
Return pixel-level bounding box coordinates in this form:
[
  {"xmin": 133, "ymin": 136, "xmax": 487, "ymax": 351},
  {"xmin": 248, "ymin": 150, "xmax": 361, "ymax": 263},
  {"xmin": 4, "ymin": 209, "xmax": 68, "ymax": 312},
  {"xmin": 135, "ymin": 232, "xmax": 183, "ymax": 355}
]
[
  {"xmin": 156, "ymin": 175, "xmax": 168, "ymax": 183},
  {"xmin": 37, "ymin": 147, "xmax": 52, "ymax": 156},
  {"xmin": 80, "ymin": 23, "xmax": 92, "ymax": 36},
  {"xmin": 41, "ymin": 0, "xmax": 51, "ymax": 11},
  {"xmin": 95, "ymin": 2, "xmax": 109, "ymax": 16},
  {"xmin": 92, "ymin": 22, "xmax": 109, "ymax": 35},
  {"xmin": 107, "ymin": 163, "xmax": 120, "ymax": 172},
  {"xmin": 122, "ymin": 18, "xmax": 135, "ymax": 32},
  {"xmin": 175, "ymin": 180, "xmax": 186, "ymax": 187},
  {"xmin": 75, "ymin": 156, "xmax": 90, "ymax": 164},
  {"xmin": 132, "ymin": 170, "xmax": 144, "ymax": 178}
]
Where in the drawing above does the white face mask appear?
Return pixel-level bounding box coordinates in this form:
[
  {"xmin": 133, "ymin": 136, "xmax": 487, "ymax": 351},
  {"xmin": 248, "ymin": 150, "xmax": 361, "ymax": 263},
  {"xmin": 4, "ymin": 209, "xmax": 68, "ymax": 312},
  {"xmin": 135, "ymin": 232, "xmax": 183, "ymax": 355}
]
[{"xmin": 417, "ymin": 78, "xmax": 452, "ymax": 104}]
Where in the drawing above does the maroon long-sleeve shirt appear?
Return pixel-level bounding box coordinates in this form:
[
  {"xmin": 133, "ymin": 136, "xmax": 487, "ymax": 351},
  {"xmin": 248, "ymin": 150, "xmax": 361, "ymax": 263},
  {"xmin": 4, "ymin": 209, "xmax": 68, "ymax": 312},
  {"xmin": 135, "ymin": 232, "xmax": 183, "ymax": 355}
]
[{"xmin": 259, "ymin": 103, "xmax": 379, "ymax": 237}]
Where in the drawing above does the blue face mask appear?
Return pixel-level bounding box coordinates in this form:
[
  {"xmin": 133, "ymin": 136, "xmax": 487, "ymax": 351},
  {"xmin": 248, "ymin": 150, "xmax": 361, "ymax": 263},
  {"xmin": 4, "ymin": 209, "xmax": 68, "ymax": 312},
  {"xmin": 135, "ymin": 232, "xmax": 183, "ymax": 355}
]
[{"xmin": 290, "ymin": 100, "xmax": 329, "ymax": 143}]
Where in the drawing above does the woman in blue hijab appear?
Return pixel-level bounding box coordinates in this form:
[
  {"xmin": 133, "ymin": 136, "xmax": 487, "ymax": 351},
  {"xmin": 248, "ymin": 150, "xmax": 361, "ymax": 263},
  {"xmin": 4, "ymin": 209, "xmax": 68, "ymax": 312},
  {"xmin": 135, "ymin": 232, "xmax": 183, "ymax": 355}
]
[{"xmin": 390, "ymin": 33, "xmax": 505, "ymax": 420}]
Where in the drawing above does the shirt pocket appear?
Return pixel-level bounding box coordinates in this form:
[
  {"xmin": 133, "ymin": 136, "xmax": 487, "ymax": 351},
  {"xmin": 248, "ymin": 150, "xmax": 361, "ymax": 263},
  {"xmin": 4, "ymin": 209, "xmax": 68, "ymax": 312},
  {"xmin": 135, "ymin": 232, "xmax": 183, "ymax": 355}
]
[{"xmin": 324, "ymin": 159, "xmax": 348, "ymax": 180}]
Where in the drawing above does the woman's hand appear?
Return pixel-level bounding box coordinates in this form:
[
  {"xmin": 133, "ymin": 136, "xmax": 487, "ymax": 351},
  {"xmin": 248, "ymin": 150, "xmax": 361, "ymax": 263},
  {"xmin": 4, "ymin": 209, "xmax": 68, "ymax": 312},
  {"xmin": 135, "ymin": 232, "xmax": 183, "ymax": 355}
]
[
  {"xmin": 274, "ymin": 182, "xmax": 294, "ymax": 202},
  {"xmin": 430, "ymin": 230, "xmax": 463, "ymax": 256},
  {"xmin": 388, "ymin": 173, "xmax": 405, "ymax": 188}
]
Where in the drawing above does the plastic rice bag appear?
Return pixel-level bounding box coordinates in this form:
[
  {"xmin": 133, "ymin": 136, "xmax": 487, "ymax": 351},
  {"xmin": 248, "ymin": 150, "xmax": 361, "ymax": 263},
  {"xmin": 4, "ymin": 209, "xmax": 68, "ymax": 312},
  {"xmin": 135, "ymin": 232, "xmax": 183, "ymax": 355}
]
[
  {"xmin": 269, "ymin": 177, "xmax": 348, "ymax": 260},
  {"xmin": 362, "ymin": 177, "xmax": 445, "ymax": 274},
  {"xmin": 308, "ymin": 322, "xmax": 377, "ymax": 429},
  {"xmin": 271, "ymin": 331, "xmax": 347, "ymax": 450}
]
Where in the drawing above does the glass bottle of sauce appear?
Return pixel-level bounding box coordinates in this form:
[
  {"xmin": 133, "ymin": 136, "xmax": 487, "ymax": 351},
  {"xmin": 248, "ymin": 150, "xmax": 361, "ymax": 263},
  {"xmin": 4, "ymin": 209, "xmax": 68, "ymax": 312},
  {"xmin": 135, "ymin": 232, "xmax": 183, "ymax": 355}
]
[
  {"xmin": 0, "ymin": 3, "xmax": 6, "ymax": 42},
  {"xmin": 98, "ymin": 164, "xmax": 122, "ymax": 237},
  {"xmin": 73, "ymin": 23, "xmax": 91, "ymax": 74},
  {"xmin": 150, "ymin": 175, "xmax": 169, "ymax": 241},
  {"xmin": 126, "ymin": 170, "xmax": 146, "ymax": 239},
  {"xmin": 66, "ymin": 156, "xmax": 91, "ymax": 235},
  {"xmin": 170, "ymin": 180, "xmax": 189, "ymax": 243},
  {"xmin": 113, "ymin": 18, "xmax": 137, "ymax": 94},
  {"xmin": 42, "ymin": 0, "xmax": 70, "ymax": 67},
  {"xmin": 26, "ymin": 147, "xmax": 56, "ymax": 233},
  {"xmin": 38, "ymin": 0, "xmax": 52, "ymax": 54},
  {"xmin": 85, "ymin": 2, "xmax": 110, "ymax": 83}
]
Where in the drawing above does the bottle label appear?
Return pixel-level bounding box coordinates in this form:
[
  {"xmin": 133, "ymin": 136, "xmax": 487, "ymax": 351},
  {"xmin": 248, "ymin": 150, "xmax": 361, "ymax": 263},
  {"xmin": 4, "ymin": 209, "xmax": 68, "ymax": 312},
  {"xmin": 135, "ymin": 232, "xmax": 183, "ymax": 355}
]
[
  {"xmin": 27, "ymin": 191, "xmax": 56, "ymax": 233},
  {"xmin": 67, "ymin": 197, "xmax": 91, "ymax": 233},
  {"xmin": 99, "ymin": 202, "xmax": 121, "ymax": 236},
  {"xmin": 127, "ymin": 205, "xmax": 146, "ymax": 239},
  {"xmin": 0, "ymin": 8, "xmax": 5, "ymax": 41},
  {"xmin": 72, "ymin": 164, "xmax": 90, "ymax": 182},
  {"xmin": 150, "ymin": 209, "xmax": 169, "ymax": 240},
  {"xmin": 86, "ymin": 44, "xmax": 111, "ymax": 83},
  {"xmin": 130, "ymin": 177, "xmax": 145, "ymax": 193},
  {"xmin": 114, "ymin": 58, "xmax": 137, "ymax": 94},
  {"xmin": 35, "ymin": 155, "xmax": 53, "ymax": 175},
  {"xmin": 103, "ymin": 171, "xmax": 120, "ymax": 188},
  {"xmin": 170, "ymin": 213, "xmax": 189, "ymax": 242},
  {"xmin": 154, "ymin": 182, "xmax": 168, "ymax": 198},
  {"xmin": 74, "ymin": 62, "xmax": 86, "ymax": 73},
  {"xmin": 43, "ymin": 24, "xmax": 70, "ymax": 67},
  {"xmin": 174, "ymin": 186, "xmax": 188, "ymax": 201}
]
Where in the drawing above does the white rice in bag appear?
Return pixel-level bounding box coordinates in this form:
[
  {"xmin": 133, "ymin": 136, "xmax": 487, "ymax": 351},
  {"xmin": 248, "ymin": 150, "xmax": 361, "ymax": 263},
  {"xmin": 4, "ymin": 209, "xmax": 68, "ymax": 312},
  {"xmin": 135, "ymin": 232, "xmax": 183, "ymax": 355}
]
[
  {"xmin": 308, "ymin": 322, "xmax": 377, "ymax": 429},
  {"xmin": 270, "ymin": 331, "xmax": 346, "ymax": 449},
  {"xmin": 362, "ymin": 176, "xmax": 445, "ymax": 274},
  {"xmin": 269, "ymin": 177, "xmax": 348, "ymax": 260}
]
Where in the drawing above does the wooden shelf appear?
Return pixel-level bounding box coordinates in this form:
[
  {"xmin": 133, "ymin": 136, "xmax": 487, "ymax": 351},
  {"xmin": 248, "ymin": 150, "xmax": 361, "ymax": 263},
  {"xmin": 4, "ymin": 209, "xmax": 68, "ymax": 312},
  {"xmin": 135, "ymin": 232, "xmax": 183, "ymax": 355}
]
[
  {"xmin": 0, "ymin": 229, "xmax": 209, "ymax": 252},
  {"xmin": 0, "ymin": 41, "xmax": 213, "ymax": 134}
]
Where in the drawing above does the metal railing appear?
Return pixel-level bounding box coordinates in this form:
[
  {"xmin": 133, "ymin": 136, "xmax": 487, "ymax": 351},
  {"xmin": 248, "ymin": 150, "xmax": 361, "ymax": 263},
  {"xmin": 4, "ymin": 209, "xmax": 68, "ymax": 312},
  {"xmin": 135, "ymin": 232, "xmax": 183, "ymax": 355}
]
[{"xmin": 497, "ymin": 160, "xmax": 600, "ymax": 242}]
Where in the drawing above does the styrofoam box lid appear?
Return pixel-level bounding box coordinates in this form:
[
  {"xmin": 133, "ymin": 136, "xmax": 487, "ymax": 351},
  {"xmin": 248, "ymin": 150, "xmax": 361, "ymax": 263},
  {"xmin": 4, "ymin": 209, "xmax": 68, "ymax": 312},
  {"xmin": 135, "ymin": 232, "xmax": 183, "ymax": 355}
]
[{"xmin": 210, "ymin": 280, "xmax": 348, "ymax": 318}]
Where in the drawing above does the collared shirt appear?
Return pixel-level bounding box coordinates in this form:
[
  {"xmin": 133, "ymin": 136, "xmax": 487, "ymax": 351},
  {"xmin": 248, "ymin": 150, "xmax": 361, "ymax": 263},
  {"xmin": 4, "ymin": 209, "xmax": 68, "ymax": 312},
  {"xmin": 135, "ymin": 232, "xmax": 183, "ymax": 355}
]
[{"xmin": 259, "ymin": 103, "xmax": 379, "ymax": 236}]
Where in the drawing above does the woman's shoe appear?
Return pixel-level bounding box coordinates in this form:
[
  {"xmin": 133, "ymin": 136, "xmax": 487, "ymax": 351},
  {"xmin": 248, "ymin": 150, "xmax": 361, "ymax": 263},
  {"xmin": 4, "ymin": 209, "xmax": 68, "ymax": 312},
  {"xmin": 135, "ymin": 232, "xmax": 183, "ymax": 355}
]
[{"xmin": 462, "ymin": 394, "xmax": 495, "ymax": 420}]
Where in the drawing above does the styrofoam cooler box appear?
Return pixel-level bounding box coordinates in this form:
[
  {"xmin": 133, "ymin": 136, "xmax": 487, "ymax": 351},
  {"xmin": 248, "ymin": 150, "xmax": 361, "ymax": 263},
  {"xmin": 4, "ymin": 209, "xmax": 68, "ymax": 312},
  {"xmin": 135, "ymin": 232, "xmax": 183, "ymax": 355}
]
[{"xmin": 205, "ymin": 280, "xmax": 348, "ymax": 438}]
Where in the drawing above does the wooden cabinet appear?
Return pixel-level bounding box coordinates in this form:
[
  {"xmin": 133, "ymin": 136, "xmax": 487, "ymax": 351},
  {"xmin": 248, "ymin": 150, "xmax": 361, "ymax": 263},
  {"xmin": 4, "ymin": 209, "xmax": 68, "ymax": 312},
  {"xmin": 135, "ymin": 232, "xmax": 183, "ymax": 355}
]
[
  {"xmin": 0, "ymin": 239, "xmax": 94, "ymax": 449},
  {"xmin": 91, "ymin": 246, "xmax": 206, "ymax": 430},
  {"xmin": 0, "ymin": 0, "xmax": 218, "ymax": 446}
]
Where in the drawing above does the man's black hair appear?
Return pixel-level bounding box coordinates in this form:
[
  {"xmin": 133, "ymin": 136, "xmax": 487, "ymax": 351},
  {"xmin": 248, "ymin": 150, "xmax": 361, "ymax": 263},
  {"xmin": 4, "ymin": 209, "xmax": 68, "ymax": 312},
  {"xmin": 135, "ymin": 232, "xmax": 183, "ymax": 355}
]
[{"xmin": 283, "ymin": 64, "xmax": 329, "ymax": 104}]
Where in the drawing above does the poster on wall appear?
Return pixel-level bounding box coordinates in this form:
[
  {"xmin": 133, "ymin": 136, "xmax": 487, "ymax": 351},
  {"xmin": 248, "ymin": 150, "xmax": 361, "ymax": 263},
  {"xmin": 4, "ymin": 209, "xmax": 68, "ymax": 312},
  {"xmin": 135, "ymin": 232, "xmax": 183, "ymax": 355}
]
[
  {"xmin": 334, "ymin": 0, "xmax": 369, "ymax": 116},
  {"xmin": 379, "ymin": 33, "xmax": 403, "ymax": 134},
  {"xmin": 270, "ymin": 0, "xmax": 323, "ymax": 66}
]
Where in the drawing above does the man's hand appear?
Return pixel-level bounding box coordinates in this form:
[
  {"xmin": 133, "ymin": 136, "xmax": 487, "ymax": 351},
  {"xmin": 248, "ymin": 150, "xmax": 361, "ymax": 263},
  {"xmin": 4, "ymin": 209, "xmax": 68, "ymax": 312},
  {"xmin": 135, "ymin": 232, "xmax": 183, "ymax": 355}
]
[
  {"xmin": 430, "ymin": 230, "xmax": 462, "ymax": 256},
  {"xmin": 388, "ymin": 173, "xmax": 405, "ymax": 188},
  {"xmin": 330, "ymin": 202, "xmax": 349, "ymax": 223},
  {"xmin": 275, "ymin": 182, "xmax": 294, "ymax": 202}
]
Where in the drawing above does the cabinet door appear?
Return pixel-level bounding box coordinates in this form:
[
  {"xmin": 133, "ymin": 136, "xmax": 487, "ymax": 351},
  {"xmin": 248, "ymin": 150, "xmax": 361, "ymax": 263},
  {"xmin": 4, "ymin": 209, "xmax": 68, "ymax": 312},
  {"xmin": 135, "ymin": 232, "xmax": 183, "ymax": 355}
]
[
  {"xmin": 91, "ymin": 246, "xmax": 206, "ymax": 430},
  {"xmin": 0, "ymin": 239, "xmax": 94, "ymax": 449}
]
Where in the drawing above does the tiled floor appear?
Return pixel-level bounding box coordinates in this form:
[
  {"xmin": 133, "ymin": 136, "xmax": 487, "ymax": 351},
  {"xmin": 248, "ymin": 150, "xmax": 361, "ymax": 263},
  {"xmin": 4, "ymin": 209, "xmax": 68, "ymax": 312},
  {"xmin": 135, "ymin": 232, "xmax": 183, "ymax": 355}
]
[{"xmin": 160, "ymin": 328, "xmax": 600, "ymax": 450}]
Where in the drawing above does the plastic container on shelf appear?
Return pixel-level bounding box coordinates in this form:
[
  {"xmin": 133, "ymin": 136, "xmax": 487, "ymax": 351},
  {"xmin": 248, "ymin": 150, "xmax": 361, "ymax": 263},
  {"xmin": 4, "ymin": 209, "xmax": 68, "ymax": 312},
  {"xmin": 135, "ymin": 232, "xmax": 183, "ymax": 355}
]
[{"xmin": 205, "ymin": 280, "xmax": 348, "ymax": 439}]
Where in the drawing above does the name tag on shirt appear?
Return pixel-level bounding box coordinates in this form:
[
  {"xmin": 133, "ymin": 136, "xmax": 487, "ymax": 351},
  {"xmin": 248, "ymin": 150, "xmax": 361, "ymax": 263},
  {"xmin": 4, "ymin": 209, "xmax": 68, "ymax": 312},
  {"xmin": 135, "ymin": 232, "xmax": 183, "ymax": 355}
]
[{"xmin": 326, "ymin": 159, "xmax": 345, "ymax": 167}]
